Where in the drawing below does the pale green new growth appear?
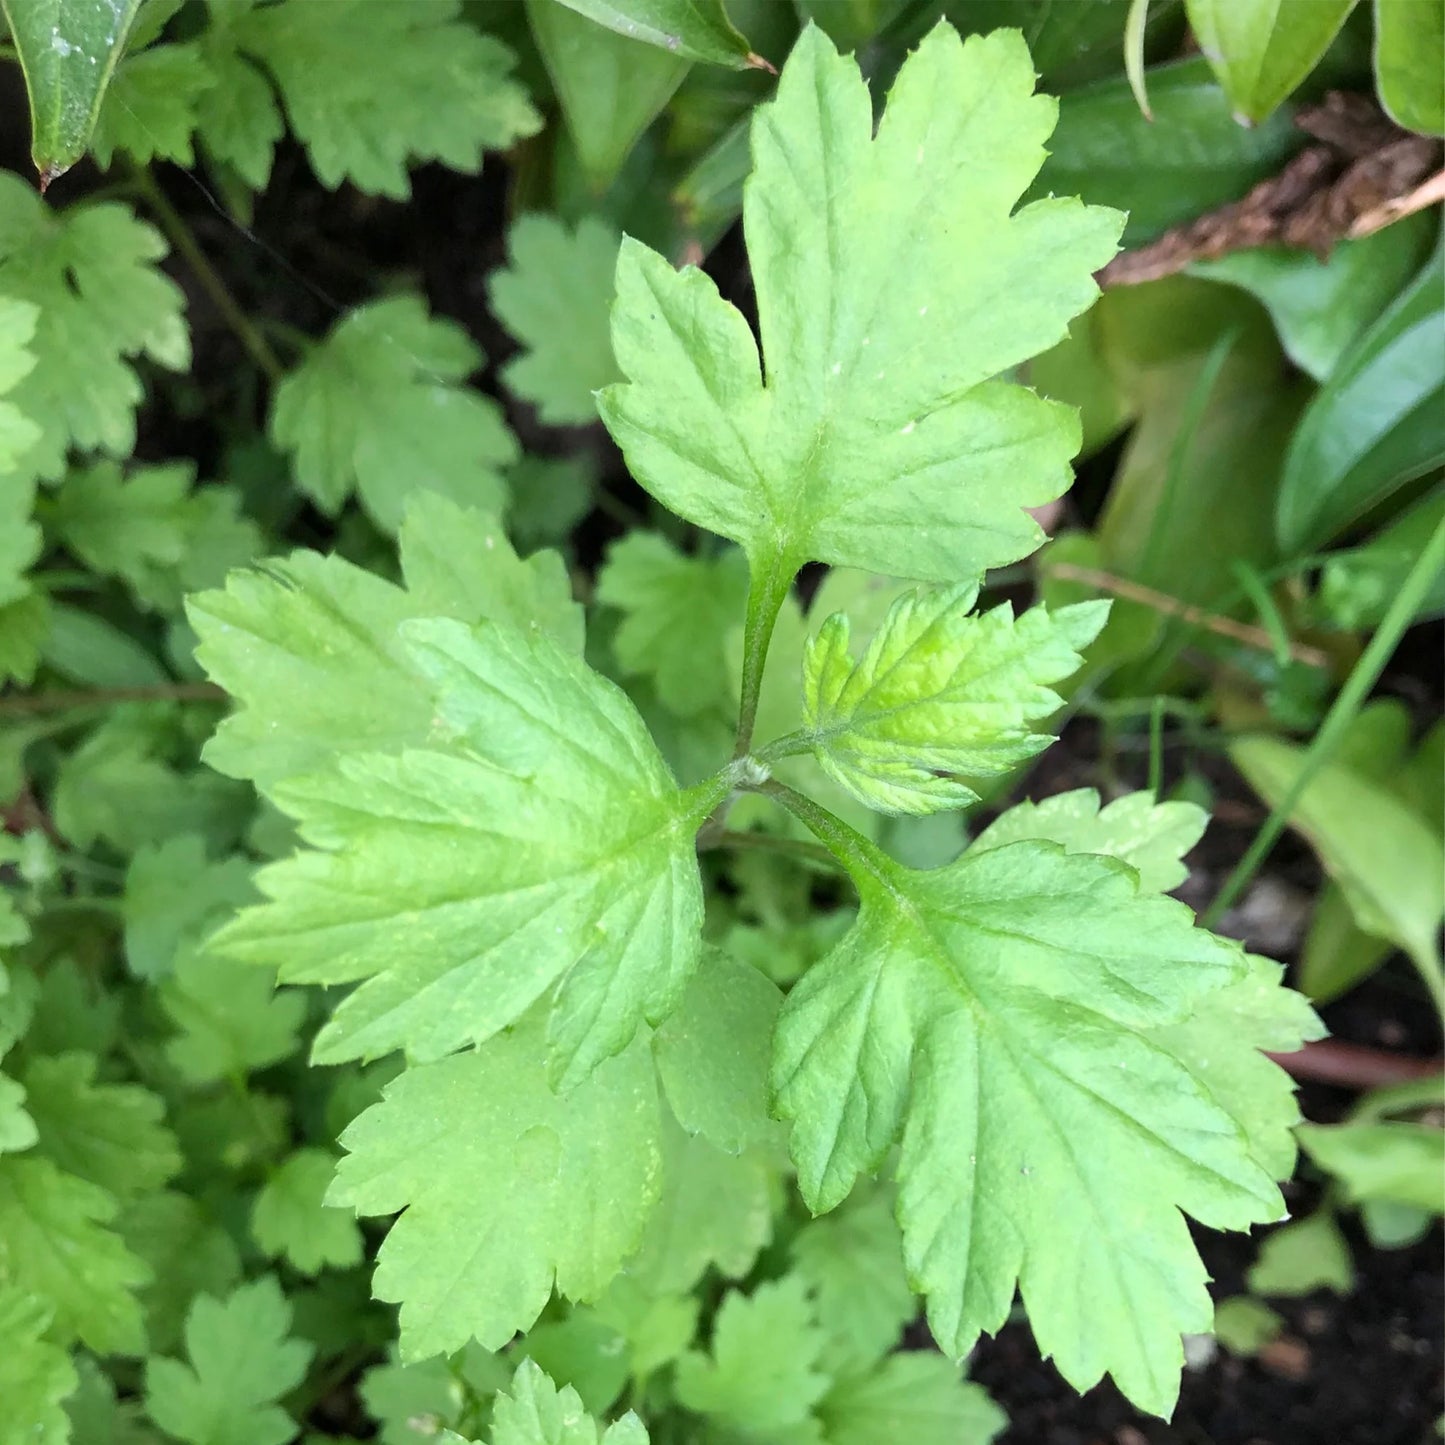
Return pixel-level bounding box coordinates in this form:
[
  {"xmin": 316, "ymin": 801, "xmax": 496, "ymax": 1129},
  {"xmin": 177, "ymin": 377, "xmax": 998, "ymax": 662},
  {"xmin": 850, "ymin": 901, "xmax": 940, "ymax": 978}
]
[
  {"xmin": 330, "ymin": 1021, "xmax": 660, "ymax": 1359},
  {"xmin": 270, "ymin": 296, "xmax": 517, "ymax": 532},
  {"xmin": 600, "ymin": 26, "xmax": 1121, "ymax": 592},
  {"xmin": 795, "ymin": 586, "xmax": 1108, "ymax": 814},
  {"xmin": 484, "ymin": 1359, "xmax": 649, "ymax": 1445},
  {"xmin": 144, "ymin": 1277, "xmax": 312, "ymax": 1445},
  {"xmin": 772, "ymin": 832, "xmax": 1283, "ymax": 1415},
  {"xmin": 490, "ymin": 213, "xmax": 621, "ymax": 425},
  {"xmin": 215, "ymin": 619, "xmax": 722, "ymax": 1084}
]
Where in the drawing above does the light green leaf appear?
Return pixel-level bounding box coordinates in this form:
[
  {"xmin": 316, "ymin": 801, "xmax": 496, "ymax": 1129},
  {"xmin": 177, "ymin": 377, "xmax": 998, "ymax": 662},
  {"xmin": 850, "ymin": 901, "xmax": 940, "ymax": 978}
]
[
  {"xmin": 1317, "ymin": 488, "xmax": 1445, "ymax": 630},
  {"xmin": 1297, "ymin": 1121, "xmax": 1445, "ymax": 1212},
  {"xmin": 160, "ymin": 950, "xmax": 306, "ymax": 1084},
  {"xmin": 144, "ymin": 1276, "xmax": 313, "ymax": 1445},
  {"xmin": 0, "ymin": 1286, "xmax": 77, "ymax": 1445},
  {"xmin": 0, "ymin": 297, "xmax": 42, "ymax": 477},
  {"xmin": 329, "ymin": 1021, "xmax": 661, "ymax": 1360},
  {"xmin": 652, "ymin": 948, "xmax": 780, "ymax": 1153},
  {"xmin": 1375, "ymin": 0, "xmax": 1444, "ymax": 134},
  {"xmin": 795, "ymin": 586, "xmax": 1107, "ymax": 815},
  {"xmin": 623, "ymin": 1116, "xmax": 774, "ymax": 1295},
  {"xmin": 818, "ymin": 1351, "xmax": 1005, "ymax": 1445},
  {"xmin": 0, "ymin": 1155, "xmax": 150, "ymax": 1353},
  {"xmin": 486, "ymin": 1359, "xmax": 649, "ymax": 1445},
  {"xmin": 599, "ymin": 24, "xmax": 1119, "ymax": 587},
  {"xmin": 1212, "ymin": 1296, "xmax": 1283, "ymax": 1356},
  {"xmin": 1231, "ymin": 735, "xmax": 1445, "ymax": 974},
  {"xmin": 489, "ymin": 214, "xmax": 621, "ymax": 425},
  {"xmin": 0, "ymin": 178, "xmax": 189, "ymax": 482},
  {"xmin": 269, "ymin": 295, "xmax": 517, "ymax": 533},
  {"xmin": 516, "ymin": 1308, "xmax": 629, "ymax": 1417},
  {"xmin": 1247, "ymin": 1209, "xmax": 1354, "ymax": 1296},
  {"xmin": 91, "ymin": 42, "xmax": 216, "ymax": 167},
  {"xmin": 791, "ymin": 1187, "xmax": 915, "ymax": 1374},
  {"xmin": 1, "ymin": 0, "xmax": 144, "ymax": 183},
  {"xmin": 1186, "ymin": 0, "xmax": 1358, "ymax": 123},
  {"xmin": 674, "ymin": 1276, "xmax": 829, "ymax": 1435},
  {"xmin": 1277, "ymin": 240, "xmax": 1445, "ymax": 551},
  {"xmin": 554, "ymin": 0, "xmax": 757, "ymax": 67},
  {"xmin": 772, "ymin": 836, "xmax": 1284, "ymax": 1416},
  {"xmin": 232, "ymin": 0, "xmax": 540, "ymax": 198},
  {"xmin": 215, "ymin": 617, "xmax": 722, "ymax": 1084},
  {"xmin": 597, "ymin": 533, "xmax": 749, "ymax": 718},
  {"xmin": 21, "ymin": 1050, "xmax": 181, "ymax": 1198},
  {"xmin": 591, "ymin": 1274, "xmax": 699, "ymax": 1381},
  {"xmin": 192, "ymin": 17, "xmax": 283, "ymax": 189},
  {"xmin": 527, "ymin": 0, "xmax": 689, "ymax": 189},
  {"xmin": 252, "ymin": 1148, "xmax": 364, "ymax": 1277},
  {"xmin": 971, "ymin": 788, "xmax": 1208, "ymax": 895},
  {"xmin": 0, "ymin": 1072, "xmax": 36, "ymax": 1155}
]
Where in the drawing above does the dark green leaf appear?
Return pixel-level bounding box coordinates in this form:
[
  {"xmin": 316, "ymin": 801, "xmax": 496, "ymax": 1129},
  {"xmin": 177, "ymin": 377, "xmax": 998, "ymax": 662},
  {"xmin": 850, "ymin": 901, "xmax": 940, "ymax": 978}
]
[{"xmin": 553, "ymin": 0, "xmax": 759, "ymax": 67}]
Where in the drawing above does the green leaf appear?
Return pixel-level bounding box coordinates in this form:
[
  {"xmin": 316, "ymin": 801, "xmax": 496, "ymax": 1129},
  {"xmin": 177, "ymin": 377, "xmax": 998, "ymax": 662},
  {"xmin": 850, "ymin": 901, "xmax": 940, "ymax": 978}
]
[
  {"xmin": 652, "ymin": 949, "xmax": 780, "ymax": 1153},
  {"xmin": 1191, "ymin": 211, "xmax": 1437, "ymax": 382},
  {"xmin": 489, "ymin": 214, "xmax": 621, "ymax": 425},
  {"xmin": 42, "ymin": 603, "xmax": 167, "ymax": 688},
  {"xmin": 1212, "ymin": 1296, "xmax": 1283, "ymax": 1356},
  {"xmin": 1033, "ymin": 57, "xmax": 1303, "ymax": 246},
  {"xmin": 160, "ymin": 950, "xmax": 306, "ymax": 1084},
  {"xmin": 970, "ymin": 787, "xmax": 1207, "ymax": 895},
  {"xmin": 123, "ymin": 834, "xmax": 256, "ymax": 981},
  {"xmin": 192, "ymin": 13, "xmax": 284, "ymax": 189},
  {"xmin": 1230, "ymin": 735, "xmax": 1445, "ymax": 973},
  {"xmin": 1186, "ymin": 0, "xmax": 1358, "ymax": 123},
  {"xmin": 0, "ymin": 179, "xmax": 189, "ymax": 482},
  {"xmin": 623, "ymin": 1115, "xmax": 774, "ymax": 1295},
  {"xmin": 1298, "ymin": 1121, "xmax": 1445, "ymax": 1212},
  {"xmin": 231, "ymin": 0, "xmax": 541, "ymax": 198},
  {"xmin": 21, "ymin": 1051, "xmax": 181, "ymax": 1198},
  {"xmin": 554, "ymin": 0, "xmax": 758, "ymax": 66},
  {"xmin": 269, "ymin": 295, "xmax": 517, "ymax": 533},
  {"xmin": 791, "ymin": 1187, "xmax": 915, "ymax": 1374},
  {"xmin": 675, "ymin": 1276, "xmax": 829, "ymax": 1437},
  {"xmin": 215, "ymin": 618, "xmax": 722, "ymax": 1084},
  {"xmin": 527, "ymin": 0, "xmax": 689, "ymax": 189},
  {"xmin": 91, "ymin": 42, "xmax": 216, "ymax": 167},
  {"xmin": 0, "ymin": 1072, "xmax": 36, "ymax": 1155},
  {"xmin": 1317, "ymin": 488, "xmax": 1445, "ymax": 630},
  {"xmin": 190, "ymin": 502, "xmax": 579, "ymax": 791},
  {"xmin": 120, "ymin": 1191, "xmax": 243, "ymax": 1357},
  {"xmin": 252, "ymin": 1148, "xmax": 364, "ymax": 1277},
  {"xmin": 817, "ymin": 1351, "xmax": 1005, "ymax": 1445},
  {"xmin": 795, "ymin": 586, "xmax": 1107, "ymax": 815},
  {"xmin": 1278, "ymin": 240, "xmax": 1445, "ymax": 551},
  {"xmin": 329, "ymin": 1020, "xmax": 661, "ymax": 1360},
  {"xmin": 0, "ymin": 1286, "xmax": 77, "ymax": 1445},
  {"xmin": 1375, "ymin": 0, "xmax": 1445, "ymax": 134},
  {"xmin": 772, "ymin": 835, "xmax": 1283, "ymax": 1416},
  {"xmin": 600, "ymin": 24, "xmax": 1120, "ymax": 587},
  {"xmin": 0, "ymin": 1155, "xmax": 150, "ymax": 1353},
  {"xmin": 597, "ymin": 533, "xmax": 749, "ymax": 718},
  {"xmin": 591, "ymin": 1274, "xmax": 699, "ymax": 1381},
  {"xmin": 515, "ymin": 1308, "xmax": 629, "ymax": 1417},
  {"xmin": 1, "ymin": 0, "xmax": 143, "ymax": 183},
  {"xmin": 0, "ymin": 297, "xmax": 42, "ymax": 476},
  {"xmin": 486, "ymin": 1359, "xmax": 648, "ymax": 1445},
  {"xmin": 144, "ymin": 1276, "xmax": 313, "ymax": 1445},
  {"xmin": 1247, "ymin": 1209, "xmax": 1354, "ymax": 1296}
]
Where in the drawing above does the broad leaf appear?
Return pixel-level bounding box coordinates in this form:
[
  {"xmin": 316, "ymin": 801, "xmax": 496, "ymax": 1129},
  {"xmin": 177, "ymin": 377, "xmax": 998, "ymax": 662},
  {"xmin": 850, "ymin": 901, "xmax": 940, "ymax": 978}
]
[
  {"xmin": 795, "ymin": 585, "xmax": 1107, "ymax": 815},
  {"xmin": 215, "ymin": 617, "xmax": 724, "ymax": 1084},
  {"xmin": 1375, "ymin": 0, "xmax": 1444, "ymax": 134},
  {"xmin": 1186, "ymin": 0, "xmax": 1358, "ymax": 123},
  {"xmin": 251, "ymin": 1148, "xmax": 363, "ymax": 1277},
  {"xmin": 1248, "ymin": 1210, "xmax": 1354, "ymax": 1296},
  {"xmin": 818, "ymin": 1351, "xmax": 1004, "ymax": 1445},
  {"xmin": 1, "ymin": 0, "xmax": 143, "ymax": 183},
  {"xmin": 555, "ymin": 0, "xmax": 758, "ymax": 67},
  {"xmin": 329, "ymin": 1021, "xmax": 661, "ymax": 1360},
  {"xmin": 599, "ymin": 24, "xmax": 1120, "ymax": 589},
  {"xmin": 144, "ymin": 1277, "xmax": 312, "ymax": 1445},
  {"xmin": 772, "ymin": 833, "xmax": 1284, "ymax": 1415},
  {"xmin": 1297, "ymin": 1121, "xmax": 1445, "ymax": 1212}
]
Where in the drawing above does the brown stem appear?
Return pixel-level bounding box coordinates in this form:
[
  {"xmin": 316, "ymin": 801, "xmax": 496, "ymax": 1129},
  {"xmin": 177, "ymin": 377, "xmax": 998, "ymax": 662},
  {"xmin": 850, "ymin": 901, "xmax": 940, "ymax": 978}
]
[
  {"xmin": 1268, "ymin": 1038, "xmax": 1444, "ymax": 1091},
  {"xmin": 0, "ymin": 683, "xmax": 225, "ymax": 717}
]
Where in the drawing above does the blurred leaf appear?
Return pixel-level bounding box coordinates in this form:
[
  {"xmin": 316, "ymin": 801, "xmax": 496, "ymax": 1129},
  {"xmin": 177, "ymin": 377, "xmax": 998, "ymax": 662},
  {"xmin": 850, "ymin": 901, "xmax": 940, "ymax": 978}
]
[
  {"xmin": 1192, "ymin": 211, "xmax": 1437, "ymax": 381},
  {"xmin": 1297, "ymin": 1120, "xmax": 1445, "ymax": 1211},
  {"xmin": 1032, "ymin": 58, "xmax": 1303, "ymax": 246},
  {"xmin": 515, "ymin": 1308, "xmax": 629, "ymax": 1416},
  {"xmin": 42, "ymin": 604, "xmax": 168, "ymax": 688},
  {"xmin": 1278, "ymin": 240, "xmax": 1445, "ymax": 552},
  {"xmin": 553, "ymin": 0, "xmax": 757, "ymax": 66},
  {"xmin": 528, "ymin": 0, "xmax": 689, "ymax": 188},
  {"xmin": 1186, "ymin": 0, "xmax": 1358, "ymax": 123},
  {"xmin": 1317, "ymin": 486, "xmax": 1445, "ymax": 630},
  {"xmin": 1212, "ymin": 1296, "xmax": 1284, "ymax": 1355},
  {"xmin": 1, "ymin": 0, "xmax": 143, "ymax": 183},
  {"xmin": 1247, "ymin": 1209, "xmax": 1354, "ymax": 1296},
  {"xmin": 1375, "ymin": 0, "xmax": 1445, "ymax": 134},
  {"xmin": 818, "ymin": 1350, "xmax": 1005, "ymax": 1445},
  {"xmin": 1026, "ymin": 311, "xmax": 1135, "ymax": 460}
]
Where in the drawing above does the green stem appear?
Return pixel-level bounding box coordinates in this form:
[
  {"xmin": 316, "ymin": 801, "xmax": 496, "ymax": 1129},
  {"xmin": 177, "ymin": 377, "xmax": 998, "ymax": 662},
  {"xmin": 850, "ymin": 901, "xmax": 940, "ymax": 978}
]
[
  {"xmin": 1203, "ymin": 514, "xmax": 1445, "ymax": 932},
  {"xmin": 750, "ymin": 778, "xmax": 885, "ymax": 885},
  {"xmin": 733, "ymin": 548, "xmax": 796, "ymax": 759},
  {"xmin": 699, "ymin": 827, "xmax": 843, "ymax": 871},
  {"xmin": 0, "ymin": 682, "xmax": 224, "ymax": 717},
  {"xmin": 128, "ymin": 163, "xmax": 285, "ymax": 383}
]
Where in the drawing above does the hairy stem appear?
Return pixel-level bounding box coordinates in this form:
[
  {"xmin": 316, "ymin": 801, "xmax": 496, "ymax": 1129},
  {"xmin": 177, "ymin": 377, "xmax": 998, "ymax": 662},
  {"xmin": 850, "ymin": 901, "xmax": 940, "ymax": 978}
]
[
  {"xmin": 698, "ymin": 827, "xmax": 843, "ymax": 870},
  {"xmin": 750, "ymin": 777, "xmax": 884, "ymax": 885},
  {"xmin": 732, "ymin": 547, "xmax": 796, "ymax": 759}
]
